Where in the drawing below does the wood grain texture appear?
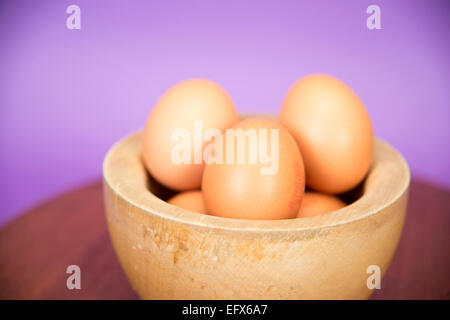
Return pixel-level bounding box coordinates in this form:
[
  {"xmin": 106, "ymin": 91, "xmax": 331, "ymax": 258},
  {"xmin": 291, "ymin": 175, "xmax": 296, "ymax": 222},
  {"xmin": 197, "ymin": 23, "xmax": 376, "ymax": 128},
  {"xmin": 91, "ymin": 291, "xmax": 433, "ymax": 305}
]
[
  {"xmin": 0, "ymin": 183, "xmax": 137, "ymax": 300},
  {"xmin": 0, "ymin": 179, "xmax": 448, "ymax": 299},
  {"xmin": 102, "ymin": 133, "xmax": 410, "ymax": 299},
  {"xmin": 370, "ymin": 179, "xmax": 450, "ymax": 299}
]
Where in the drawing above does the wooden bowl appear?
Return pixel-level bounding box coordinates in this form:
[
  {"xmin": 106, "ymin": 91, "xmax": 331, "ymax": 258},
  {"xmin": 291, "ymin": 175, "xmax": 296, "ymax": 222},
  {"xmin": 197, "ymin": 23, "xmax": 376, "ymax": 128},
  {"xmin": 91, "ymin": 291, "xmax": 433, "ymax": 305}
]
[{"xmin": 103, "ymin": 132, "xmax": 410, "ymax": 299}]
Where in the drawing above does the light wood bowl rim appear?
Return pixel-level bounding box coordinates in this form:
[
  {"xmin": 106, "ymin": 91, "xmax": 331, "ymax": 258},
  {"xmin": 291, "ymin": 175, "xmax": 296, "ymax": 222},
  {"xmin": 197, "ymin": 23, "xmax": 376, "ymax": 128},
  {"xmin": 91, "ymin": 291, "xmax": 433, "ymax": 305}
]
[{"xmin": 103, "ymin": 131, "xmax": 410, "ymax": 232}]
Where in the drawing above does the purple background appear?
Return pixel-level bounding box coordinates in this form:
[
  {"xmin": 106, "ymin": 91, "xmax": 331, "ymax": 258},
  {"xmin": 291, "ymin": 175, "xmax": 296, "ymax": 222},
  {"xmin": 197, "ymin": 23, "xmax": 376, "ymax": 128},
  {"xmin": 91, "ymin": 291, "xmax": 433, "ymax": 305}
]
[{"xmin": 0, "ymin": 0, "xmax": 449, "ymax": 226}]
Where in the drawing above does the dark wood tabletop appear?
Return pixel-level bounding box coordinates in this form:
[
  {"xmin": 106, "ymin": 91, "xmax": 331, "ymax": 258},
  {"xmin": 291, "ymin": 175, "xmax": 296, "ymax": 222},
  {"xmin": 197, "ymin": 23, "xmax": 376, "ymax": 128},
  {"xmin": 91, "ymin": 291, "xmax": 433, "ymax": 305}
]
[{"xmin": 0, "ymin": 178, "xmax": 449, "ymax": 300}]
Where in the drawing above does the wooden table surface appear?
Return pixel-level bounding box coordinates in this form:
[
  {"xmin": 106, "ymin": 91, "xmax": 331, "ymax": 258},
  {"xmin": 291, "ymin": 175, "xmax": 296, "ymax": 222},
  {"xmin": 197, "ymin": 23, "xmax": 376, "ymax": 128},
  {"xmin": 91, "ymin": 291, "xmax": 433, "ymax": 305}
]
[{"xmin": 0, "ymin": 178, "xmax": 449, "ymax": 300}]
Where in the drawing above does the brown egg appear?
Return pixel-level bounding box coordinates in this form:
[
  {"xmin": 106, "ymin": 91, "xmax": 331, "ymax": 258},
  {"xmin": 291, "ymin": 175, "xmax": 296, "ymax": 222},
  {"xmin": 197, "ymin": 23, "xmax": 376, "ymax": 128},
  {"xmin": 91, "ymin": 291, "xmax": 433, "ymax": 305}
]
[
  {"xmin": 280, "ymin": 74, "xmax": 374, "ymax": 194},
  {"xmin": 142, "ymin": 79, "xmax": 239, "ymax": 190},
  {"xmin": 296, "ymin": 192, "xmax": 346, "ymax": 218},
  {"xmin": 202, "ymin": 118, "xmax": 305, "ymax": 220},
  {"xmin": 168, "ymin": 190, "xmax": 207, "ymax": 214}
]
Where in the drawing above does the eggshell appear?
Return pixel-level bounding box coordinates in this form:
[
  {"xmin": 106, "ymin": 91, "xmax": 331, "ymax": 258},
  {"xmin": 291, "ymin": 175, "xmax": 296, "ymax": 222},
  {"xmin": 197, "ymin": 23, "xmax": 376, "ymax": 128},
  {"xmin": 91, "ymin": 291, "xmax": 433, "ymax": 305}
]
[
  {"xmin": 280, "ymin": 74, "xmax": 374, "ymax": 194},
  {"xmin": 142, "ymin": 79, "xmax": 239, "ymax": 190},
  {"xmin": 202, "ymin": 118, "xmax": 305, "ymax": 220},
  {"xmin": 296, "ymin": 192, "xmax": 346, "ymax": 218},
  {"xmin": 168, "ymin": 191, "xmax": 207, "ymax": 214}
]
